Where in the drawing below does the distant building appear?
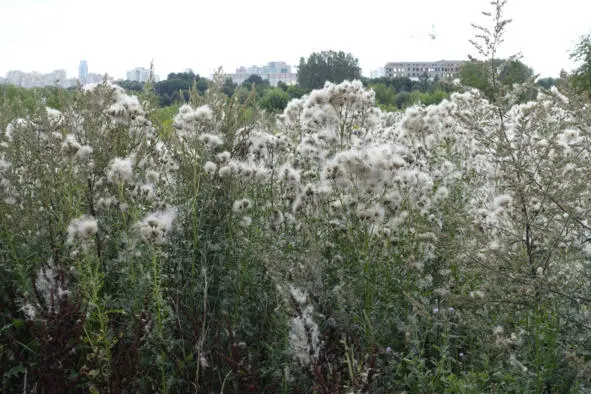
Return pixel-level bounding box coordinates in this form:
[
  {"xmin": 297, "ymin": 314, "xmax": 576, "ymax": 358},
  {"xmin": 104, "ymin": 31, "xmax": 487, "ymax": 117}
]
[
  {"xmin": 370, "ymin": 67, "xmax": 386, "ymax": 79},
  {"xmin": 60, "ymin": 78, "xmax": 78, "ymax": 88},
  {"xmin": 6, "ymin": 71, "xmax": 26, "ymax": 86},
  {"xmin": 5, "ymin": 69, "xmax": 70, "ymax": 88},
  {"xmin": 126, "ymin": 67, "xmax": 158, "ymax": 83},
  {"xmin": 1, "ymin": 64, "xmax": 109, "ymax": 89},
  {"xmin": 79, "ymin": 60, "xmax": 88, "ymax": 83},
  {"xmin": 228, "ymin": 61, "xmax": 297, "ymax": 86},
  {"xmin": 45, "ymin": 69, "xmax": 67, "ymax": 85},
  {"xmin": 87, "ymin": 73, "xmax": 105, "ymax": 84},
  {"xmin": 385, "ymin": 60, "xmax": 466, "ymax": 80}
]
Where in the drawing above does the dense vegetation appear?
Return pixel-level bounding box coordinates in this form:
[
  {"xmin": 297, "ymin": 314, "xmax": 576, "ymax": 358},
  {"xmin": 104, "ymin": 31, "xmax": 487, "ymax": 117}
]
[
  {"xmin": 1, "ymin": 2, "xmax": 591, "ymax": 392},
  {"xmin": 0, "ymin": 58, "xmax": 538, "ymax": 117}
]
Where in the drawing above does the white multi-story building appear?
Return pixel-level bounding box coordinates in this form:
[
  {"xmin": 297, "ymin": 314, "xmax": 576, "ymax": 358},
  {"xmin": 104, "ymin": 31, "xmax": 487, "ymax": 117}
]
[
  {"xmin": 370, "ymin": 67, "xmax": 386, "ymax": 79},
  {"xmin": 5, "ymin": 71, "xmax": 26, "ymax": 86},
  {"xmin": 60, "ymin": 79, "xmax": 78, "ymax": 88},
  {"xmin": 126, "ymin": 67, "xmax": 158, "ymax": 82},
  {"xmin": 5, "ymin": 69, "xmax": 69, "ymax": 88},
  {"xmin": 86, "ymin": 73, "xmax": 105, "ymax": 84},
  {"xmin": 385, "ymin": 60, "xmax": 466, "ymax": 80},
  {"xmin": 228, "ymin": 61, "xmax": 297, "ymax": 86},
  {"xmin": 44, "ymin": 70, "xmax": 67, "ymax": 86}
]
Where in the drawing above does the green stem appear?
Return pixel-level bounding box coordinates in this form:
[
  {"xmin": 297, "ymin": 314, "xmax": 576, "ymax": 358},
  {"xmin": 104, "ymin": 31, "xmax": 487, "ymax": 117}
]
[{"xmin": 152, "ymin": 246, "xmax": 163, "ymax": 334}]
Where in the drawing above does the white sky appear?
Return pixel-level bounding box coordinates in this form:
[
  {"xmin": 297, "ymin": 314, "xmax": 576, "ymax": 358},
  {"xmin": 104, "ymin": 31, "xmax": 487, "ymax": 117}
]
[{"xmin": 1, "ymin": 0, "xmax": 589, "ymax": 80}]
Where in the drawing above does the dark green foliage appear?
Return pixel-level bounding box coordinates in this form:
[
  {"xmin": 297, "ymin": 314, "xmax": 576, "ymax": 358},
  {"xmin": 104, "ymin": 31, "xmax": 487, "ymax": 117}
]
[
  {"xmin": 241, "ymin": 74, "xmax": 270, "ymax": 91},
  {"xmin": 570, "ymin": 33, "xmax": 591, "ymax": 95},
  {"xmin": 240, "ymin": 74, "xmax": 272, "ymax": 101},
  {"xmin": 154, "ymin": 71, "xmax": 209, "ymax": 106},
  {"xmin": 0, "ymin": 84, "xmax": 69, "ymax": 112},
  {"xmin": 536, "ymin": 77, "xmax": 558, "ymax": 89},
  {"xmin": 297, "ymin": 50, "xmax": 362, "ymax": 90},
  {"xmin": 276, "ymin": 81, "xmax": 288, "ymax": 91},
  {"xmin": 369, "ymin": 83, "xmax": 396, "ymax": 108},
  {"xmin": 116, "ymin": 80, "xmax": 144, "ymax": 92},
  {"xmin": 365, "ymin": 76, "xmax": 415, "ymax": 93},
  {"xmin": 459, "ymin": 58, "xmax": 534, "ymax": 101},
  {"xmin": 394, "ymin": 91, "xmax": 412, "ymax": 109},
  {"xmin": 366, "ymin": 76, "xmax": 457, "ymax": 110},
  {"xmin": 285, "ymin": 84, "xmax": 307, "ymax": 99},
  {"xmin": 459, "ymin": 60, "xmax": 495, "ymax": 98},
  {"xmin": 260, "ymin": 88, "xmax": 290, "ymax": 113},
  {"xmin": 222, "ymin": 77, "xmax": 237, "ymax": 97},
  {"xmin": 499, "ymin": 59, "xmax": 534, "ymax": 85}
]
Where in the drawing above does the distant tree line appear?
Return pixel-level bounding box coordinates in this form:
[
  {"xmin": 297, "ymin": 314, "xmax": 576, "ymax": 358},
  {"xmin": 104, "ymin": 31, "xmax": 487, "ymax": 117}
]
[
  {"xmin": 5, "ymin": 44, "xmax": 588, "ymax": 115},
  {"xmin": 570, "ymin": 33, "xmax": 591, "ymax": 95}
]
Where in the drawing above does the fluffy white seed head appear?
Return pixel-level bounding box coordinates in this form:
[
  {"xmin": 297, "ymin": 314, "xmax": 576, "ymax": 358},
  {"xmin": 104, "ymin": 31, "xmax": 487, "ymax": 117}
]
[
  {"xmin": 66, "ymin": 215, "xmax": 98, "ymax": 245},
  {"xmin": 137, "ymin": 207, "xmax": 177, "ymax": 245},
  {"xmin": 233, "ymin": 198, "xmax": 252, "ymax": 213},
  {"xmin": 203, "ymin": 161, "xmax": 217, "ymax": 176},
  {"xmin": 106, "ymin": 156, "xmax": 135, "ymax": 184}
]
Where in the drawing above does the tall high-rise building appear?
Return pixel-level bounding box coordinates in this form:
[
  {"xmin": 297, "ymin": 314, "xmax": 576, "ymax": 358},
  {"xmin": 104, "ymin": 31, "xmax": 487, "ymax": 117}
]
[{"xmin": 78, "ymin": 60, "xmax": 88, "ymax": 83}]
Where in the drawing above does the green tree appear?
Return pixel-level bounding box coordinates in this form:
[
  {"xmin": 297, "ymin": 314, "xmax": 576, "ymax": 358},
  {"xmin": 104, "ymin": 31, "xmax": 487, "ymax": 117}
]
[
  {"xmin": 499, "ymin": 59, "xmax": 534, "ymax": 85},
  {"xmin": 416, "ymin": 89, "xmax": 450, "ymax": 106},
  {"xmin": 154, "ymin": 71, "xmax": 209, "ymax": 106},
  {"xmin": 570, "ymin": 33, "xmax": 591, "ymax": 94},
  {"xmin": 369, "ymin": 83, "xmax": 396, "ymax": 108},
  {"xmin": 297, "ymin": 50, "xmax": 361, "ymax": 90},
  {"xmin": 364, "ymin": 76, "xmax": 415, "ymax": 93},
  {"xmin": 260, "ymin": 88, "xmax": 290, "ymax": 113},
  {"xmin": 418, "ymin": 72, "xmax": 433, "ymax": 92},
  {"xmin": 459, "ymin": 58, "xmax": 534, "ymax": 100},
  {"xmin": 459, "ymin": 60, "xmax": 495, "ymax": 98},
  {"xmin": 240, "ymin": 74, "xmax": 271, "ymax": 101},
  {"xmin": 222, "ymin": 78, "xmax": 237, "ymax": 97},
  {"xmin": 394, "ymin": 91, "xmax": 411, "ymax": 109},
  {"xmin": 241, "ymin": 74, "xmax": 271, "ymax": 91},
  {"xmin": 536, "ymin": 77, "xmax": 558, "ymax": 89},
  {"xmin": 0, "ymin": 84, "xmax": 67, "ymax": 113},
  {"xmin": 286, "ymin": 85, "xmax": 307, "ymax": 99},
  {"xmin": 276, "ymin": 81, "xmax": 289, "ymax": 91},
  {"xmin": 116, "ymin": 80, "xmax": 144, "ymax": 92}
]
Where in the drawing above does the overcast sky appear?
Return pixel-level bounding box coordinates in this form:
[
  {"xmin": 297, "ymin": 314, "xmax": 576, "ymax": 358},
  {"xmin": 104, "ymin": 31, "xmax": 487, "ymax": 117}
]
[{"xmin": 1, "ymin": 0, "xmax": 589, "ymax": 80}]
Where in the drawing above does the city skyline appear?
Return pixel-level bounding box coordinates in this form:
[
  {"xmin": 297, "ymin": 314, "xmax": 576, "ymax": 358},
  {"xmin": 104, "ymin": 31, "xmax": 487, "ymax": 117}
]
[
  {"xmin": 0, "ymin": 57, "xmax": 460, "ymax": 89},
  {"xmin": 1, "ymin": 0, "xmax": 590, "ymax": 80},
  {"xmin": 0, "ymin": 61, "xmax": 109, "ymax": 89}
]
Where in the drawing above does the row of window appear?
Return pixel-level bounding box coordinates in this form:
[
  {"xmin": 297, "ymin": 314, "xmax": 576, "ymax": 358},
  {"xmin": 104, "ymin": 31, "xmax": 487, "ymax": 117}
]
[
  {"xmin": 385, "ymin": 70, "xmax": 460, "ymax": 78},
  {"xmin": 387, "ymin": 67, "xmax": 460, "ymax": 73}
]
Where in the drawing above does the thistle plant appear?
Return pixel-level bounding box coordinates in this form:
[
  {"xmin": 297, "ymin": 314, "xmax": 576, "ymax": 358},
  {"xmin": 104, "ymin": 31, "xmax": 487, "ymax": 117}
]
[{"xmin": 1, "ymin": 4, "xmax": 591, "ymax": 391}]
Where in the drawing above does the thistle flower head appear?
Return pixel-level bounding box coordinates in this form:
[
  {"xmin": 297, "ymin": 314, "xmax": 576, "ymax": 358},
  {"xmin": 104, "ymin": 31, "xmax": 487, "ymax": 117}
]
[
  {"xmin": 233, "ymin": 198, "xmax": 252, "ymax": 214},
  {"xmin": 137, "ymin": 207, "xmax": 177, "ymax": 245},
  {"xmin": 203, "ymin": 161, "xmax": 217, "ymax": 175},
  {"xmin": 66, "ymin": 215, "xmax": 98, "ymax": 245},
  {"xmin": 198, "ymin": 133, "xmax": 224, "ymax": 150},
  {"xmin": 173, "ymin": 104, "xmax": 214, "ymax": 138},
  {"xmin": 106, "ymin": 156, "xmax": 135, "ymax": 184}
]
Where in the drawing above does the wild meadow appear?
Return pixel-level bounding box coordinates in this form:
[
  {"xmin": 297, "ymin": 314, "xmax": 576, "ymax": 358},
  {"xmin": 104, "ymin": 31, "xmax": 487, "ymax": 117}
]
[{"xmin": 1, "ymin": 3, "xmax": 591, "ymax": 393}]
